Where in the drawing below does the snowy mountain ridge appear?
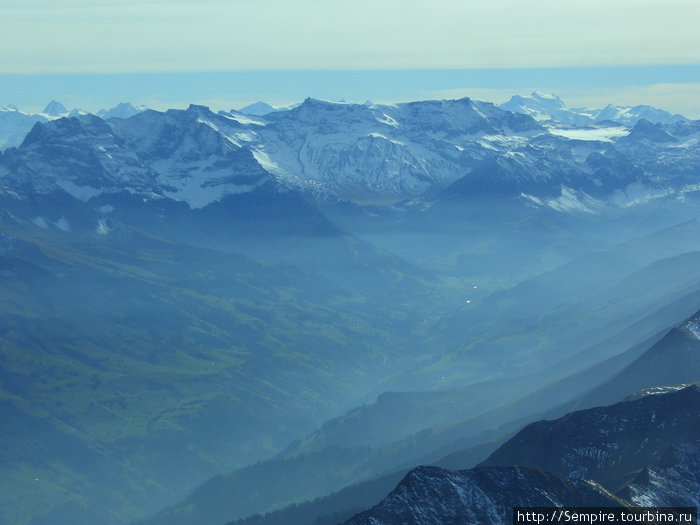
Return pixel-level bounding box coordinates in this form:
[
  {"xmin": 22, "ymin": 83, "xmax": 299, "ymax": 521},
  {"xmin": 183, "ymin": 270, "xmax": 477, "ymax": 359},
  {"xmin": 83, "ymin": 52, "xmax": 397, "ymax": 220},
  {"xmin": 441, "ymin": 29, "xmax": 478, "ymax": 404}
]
[
  {"xmin": 0, "ymin": 96, "xmax": 698, "ymax": 211},
  {"xmin": 0, "ymin": 101, "xmax": 148, "ymax": 151}
]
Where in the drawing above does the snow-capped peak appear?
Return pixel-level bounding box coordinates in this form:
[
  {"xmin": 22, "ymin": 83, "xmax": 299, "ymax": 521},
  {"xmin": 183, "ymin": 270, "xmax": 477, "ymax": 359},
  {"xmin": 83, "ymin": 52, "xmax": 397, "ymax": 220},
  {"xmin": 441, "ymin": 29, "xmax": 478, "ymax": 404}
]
[
  {"xmin": 531, "ymin": 90, "xmax": 560, "ymax": 101},
  {"xmin": 498, "ymin": 92, "xmax": 587, "ymax": 125}
]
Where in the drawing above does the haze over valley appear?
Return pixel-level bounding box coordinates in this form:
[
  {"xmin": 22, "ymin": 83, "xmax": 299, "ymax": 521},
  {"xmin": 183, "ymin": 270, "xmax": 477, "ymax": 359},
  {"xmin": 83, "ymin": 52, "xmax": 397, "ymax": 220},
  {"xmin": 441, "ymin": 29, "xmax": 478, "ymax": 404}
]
[{"xmin": 0, "ymin": 87, "xmax": 699, "ymax": 525}]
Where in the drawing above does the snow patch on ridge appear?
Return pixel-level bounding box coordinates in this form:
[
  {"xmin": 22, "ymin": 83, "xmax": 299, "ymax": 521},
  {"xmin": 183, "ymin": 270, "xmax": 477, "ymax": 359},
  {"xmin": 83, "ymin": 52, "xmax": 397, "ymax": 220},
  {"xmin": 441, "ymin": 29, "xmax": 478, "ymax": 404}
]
[
  {"xmin": 96, "ymin": 219, "xmax": 110, "ymax": 235},
  {"xmin": 368, "ymin": 132, "xmax": 405, "ymax": 146},
  {"xmin": 546, "ymin": 126, "xmax": 630, "ymax": 142},
  {"xmin": 479, "ymin": 134, "xmax": 528, "ymax": 148},
  {"xmin": 376, "ymin": 113, "xmax": 399, "ymax": 128},
  {"xmin": 610, "ymin": 183, "xmax": 674, "ymax": 207},
  {"xmin": 682, "ymin": 319, "xmax": 700, "ymax": 340},
  {"xmin": 158, "ymin": 171, "xmax": 261, "ymax": 209},
  {"xmin": 222, "ymin": 131, "xmax": 258, "ymax": 146},
  {"xmin": 252, "ymin": 148, "xmax": 286, "ymax": 177},
  {"xmin": 522, "ymin": 187, "xmax": 600, "ymax": 213},
  {"xmin": 221, "ymin": 113, "xmax": 266, "ymax": 126},
  {"xmin": 197, "ymin": 118, "xmax": 220, "ymax": 133},
  {"xmin": 252, "ymin": 148, "xmax": 330, "ymax": 194}
]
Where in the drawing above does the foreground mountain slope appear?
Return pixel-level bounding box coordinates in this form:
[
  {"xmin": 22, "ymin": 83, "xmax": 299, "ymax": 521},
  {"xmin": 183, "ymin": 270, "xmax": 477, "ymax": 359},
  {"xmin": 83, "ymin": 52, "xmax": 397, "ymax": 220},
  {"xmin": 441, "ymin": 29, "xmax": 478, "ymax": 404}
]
[
  {"xmin": 342, "ymin": 385, "xmax": 699, "ymax": 525},
  {"xmin": 481, "ymin": 385, "xmax": 700, "ymax": 490},
  {"xmin": 225, "ymin": 442, "xmax": 502, "ymax": 525},
  {"xmin": 341, "ymin": 466, "xmax": 622, "ymax": 525},
  {"xmin": 621, "ymin": 439, "xmax": 700, "ymax": 508},
  {"xmin": 251, "ymin": 304, "xmax": 700, "ymax": 525},
  {"xmin": 307, "ymin": 377, "xmax": 700, "ymax": 525}
]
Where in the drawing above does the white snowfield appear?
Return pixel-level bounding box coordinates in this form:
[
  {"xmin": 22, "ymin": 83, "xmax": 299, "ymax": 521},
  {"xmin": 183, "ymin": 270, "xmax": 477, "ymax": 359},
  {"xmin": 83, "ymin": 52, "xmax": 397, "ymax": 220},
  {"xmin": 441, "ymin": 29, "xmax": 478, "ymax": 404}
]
[{"xmin": 545, "ymin": 126, "xmax": 630, "ymax": 143}]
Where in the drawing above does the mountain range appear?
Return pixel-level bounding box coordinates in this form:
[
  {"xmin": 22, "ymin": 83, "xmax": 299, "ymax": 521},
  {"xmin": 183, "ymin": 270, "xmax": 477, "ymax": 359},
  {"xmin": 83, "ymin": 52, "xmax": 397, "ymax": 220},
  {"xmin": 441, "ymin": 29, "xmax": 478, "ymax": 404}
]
[
  {"xmin": 0, "ymin": 92, "xmax": 698, "ymax": 525},
  {"xmin": 0, "ymin": 101, "xmax": 146, "ymax": 151},
  {"xmin": 2, "ymin": 94, "xmax": 698, "ymax": 206}
]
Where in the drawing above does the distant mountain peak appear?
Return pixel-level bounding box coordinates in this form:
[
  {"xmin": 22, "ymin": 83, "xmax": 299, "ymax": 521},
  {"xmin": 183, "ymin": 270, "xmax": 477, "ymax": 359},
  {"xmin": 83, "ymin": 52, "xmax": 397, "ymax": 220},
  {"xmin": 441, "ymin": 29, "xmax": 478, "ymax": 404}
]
[
  {"xmin": 98, "ymin": 102, "xmax": 146, "ymax": 120},
  {"xmin": 42, "ymin": 100, "xmax": 68, "ymax": 116},
  {"xmin": 238, "ymin": 101, "xmax": 276, "ymax": 116},
  {"xmin": 595, "ymin": 105, "xmax": 686, "ymax": 126},
  {"xmin": 530, "ymin": 91, "xmax": 565, "ymax": 105},
  {"xmin": 499, "ymin": 92, "xmax": 578, "ymax": 124},
  {"xmin": 501, "ymin": 92, "xmax": 688, "ymax": 127}
]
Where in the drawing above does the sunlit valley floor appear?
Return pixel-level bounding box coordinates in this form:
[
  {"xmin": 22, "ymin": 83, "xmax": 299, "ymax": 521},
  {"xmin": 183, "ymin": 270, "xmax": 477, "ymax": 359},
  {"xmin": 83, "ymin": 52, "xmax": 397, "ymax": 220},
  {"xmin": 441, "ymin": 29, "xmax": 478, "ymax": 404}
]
[{"xmin": 1, "ymin": 94, "xmax": 699, "ymax": 525}]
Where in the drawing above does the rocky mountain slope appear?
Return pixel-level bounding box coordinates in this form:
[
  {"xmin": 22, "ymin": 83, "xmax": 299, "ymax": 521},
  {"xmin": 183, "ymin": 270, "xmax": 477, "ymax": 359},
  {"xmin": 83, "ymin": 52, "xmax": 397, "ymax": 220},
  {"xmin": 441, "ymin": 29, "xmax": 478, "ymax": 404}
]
[
  {"xmin": 481, "ymin": 384, "xmax": 700, "ymax": 489},
  {"xmin": 342, "ymin": 385, "xmax": 700, "ymax": 525},
  {"xmin": 342, "ymin": 466, "xmax": 622, "ymax": 525}
]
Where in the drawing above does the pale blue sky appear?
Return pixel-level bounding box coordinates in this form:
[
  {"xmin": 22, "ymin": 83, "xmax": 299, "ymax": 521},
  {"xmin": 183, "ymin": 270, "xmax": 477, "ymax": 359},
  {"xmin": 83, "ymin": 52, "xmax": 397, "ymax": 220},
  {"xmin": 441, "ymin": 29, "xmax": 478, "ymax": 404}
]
[{"xmin": 2, "ymin": 1, "xmax": 699, "ymax": 116}]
